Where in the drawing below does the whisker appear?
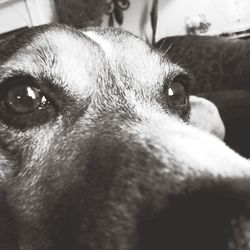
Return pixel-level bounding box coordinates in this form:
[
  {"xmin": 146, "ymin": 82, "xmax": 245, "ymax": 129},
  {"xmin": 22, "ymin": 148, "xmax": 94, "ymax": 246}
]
[
  {"xmin": 163, "ymin": 42, "xmax": 174, "ymax": 57},
  {"xmin": 157, "ymin": 38, "xmax": 166, "ymax": 51}
]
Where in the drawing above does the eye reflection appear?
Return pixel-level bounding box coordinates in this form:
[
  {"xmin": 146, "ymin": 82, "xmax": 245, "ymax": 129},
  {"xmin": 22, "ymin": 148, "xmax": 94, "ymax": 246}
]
[
  {"xmin": 6, "ymin": 84, "xmax": 47, "ymax": 113},
  {"xmin": 167, "ymin": 81, "xmax": 187, "ymax": 107}
]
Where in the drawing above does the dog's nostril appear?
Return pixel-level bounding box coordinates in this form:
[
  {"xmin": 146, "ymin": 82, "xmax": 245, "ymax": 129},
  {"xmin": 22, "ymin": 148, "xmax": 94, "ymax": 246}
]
[{"xmin": 138, "ymin": 188, "xmax": 250, "ymax": 250}]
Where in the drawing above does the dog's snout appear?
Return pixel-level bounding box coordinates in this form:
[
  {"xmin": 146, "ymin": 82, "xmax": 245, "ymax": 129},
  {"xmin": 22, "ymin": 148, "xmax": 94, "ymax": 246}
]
[
  {"xmin": 68, "ymin": 117, "xmax": 250, "ymax": 250},
  {"xmin": 6, "ymin": 115, "xmax": 250, "ymax": 250},
  {"xmin": 139, "ymin": 186, "xmax": 250, "ymax": 250},
  {"xmin": 9, "ymin": 114, "xmax": 250, "ymax": 250}
]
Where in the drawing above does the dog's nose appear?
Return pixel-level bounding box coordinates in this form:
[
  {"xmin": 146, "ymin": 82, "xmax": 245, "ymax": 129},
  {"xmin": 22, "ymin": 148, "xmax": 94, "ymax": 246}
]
[
  {"xmin": 78, "ymin": 114, "xmax": 250, "ymax": 250},
  {"xmin": 138, "ymin": 170, "xmax": 250, "ymax": 250},
  {"xmin": 74, "ymin": 117, "xmax": 250, "ymax": 250},
  {"xmin": 138, "ymin": 182, "xmax": 250, "ymax": 250},
  {"xmin": 134, "ymin": 117, "xmax": 250, "ymax": 250}
]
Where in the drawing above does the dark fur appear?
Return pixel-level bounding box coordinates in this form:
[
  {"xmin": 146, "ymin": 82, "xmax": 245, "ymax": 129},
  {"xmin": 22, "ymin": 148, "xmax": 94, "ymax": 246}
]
[
  {"xmin": 156, "ymin": 36, "xmax": 250, "ymax": 157},
  {"xmin": 0, "ymin": 25, "xmax": 250, "ymax": 250}
]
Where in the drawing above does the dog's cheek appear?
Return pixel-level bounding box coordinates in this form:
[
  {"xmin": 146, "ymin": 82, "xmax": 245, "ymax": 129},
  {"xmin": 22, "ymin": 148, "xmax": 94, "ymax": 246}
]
[
  {"xmin": 0, "ymin": 119, "xmax": 63, "ymax": 174},
  {"xmin": 0, "ymin": 135, "xmax": 21, "ymax": 248},
  {"xmin": 0, "ymin": 188, "xmax": 19, "ymax": 250}
]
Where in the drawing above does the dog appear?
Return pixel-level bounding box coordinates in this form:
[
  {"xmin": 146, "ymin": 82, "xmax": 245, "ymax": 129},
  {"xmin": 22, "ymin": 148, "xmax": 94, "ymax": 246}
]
[{"xmin": 0, "ymin": 24, "xmax": 250, "ymax": 250}]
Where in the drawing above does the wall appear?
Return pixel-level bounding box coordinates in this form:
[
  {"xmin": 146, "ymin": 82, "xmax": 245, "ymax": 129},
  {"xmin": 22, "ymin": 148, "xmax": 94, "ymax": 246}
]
[
  {"xmin": 0, "ymin": 0, "xmax": 57, "ymax": 34},
  {"xmin": 104, "ymin": 0, "xmax": 250, "ymax": 41}
]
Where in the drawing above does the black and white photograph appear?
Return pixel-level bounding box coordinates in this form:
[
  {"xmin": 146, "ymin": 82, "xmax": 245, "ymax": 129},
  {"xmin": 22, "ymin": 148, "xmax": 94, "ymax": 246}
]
[{"xmin": 0, "ymin": 0, "xmax": 250, "ymax": 249}]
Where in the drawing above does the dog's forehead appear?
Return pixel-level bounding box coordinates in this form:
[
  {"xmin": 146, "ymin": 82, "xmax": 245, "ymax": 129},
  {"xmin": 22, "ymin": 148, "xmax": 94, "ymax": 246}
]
[
  {"xmin": 82, "ymin": 29, "xmax": 168, "ymax": 83},
  {"xmin": 0, "ymin": 26, "xmax": 180, "ymax": 98},
  {"xmin": 83, "ymin": 29, "xmax": 186, "ymax": 93}
]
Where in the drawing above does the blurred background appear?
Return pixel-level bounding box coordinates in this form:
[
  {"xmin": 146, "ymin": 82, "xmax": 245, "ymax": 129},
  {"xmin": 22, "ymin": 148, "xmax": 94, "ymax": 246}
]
[{"xmin": 0, "ymin": 0, "xmax": 250, "ymax": 40}]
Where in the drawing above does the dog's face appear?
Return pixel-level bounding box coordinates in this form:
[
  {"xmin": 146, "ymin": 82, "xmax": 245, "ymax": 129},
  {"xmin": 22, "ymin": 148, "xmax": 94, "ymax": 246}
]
[{"xmin": 0, "ymin": 24, "xmax": 250, "ymax": 250}]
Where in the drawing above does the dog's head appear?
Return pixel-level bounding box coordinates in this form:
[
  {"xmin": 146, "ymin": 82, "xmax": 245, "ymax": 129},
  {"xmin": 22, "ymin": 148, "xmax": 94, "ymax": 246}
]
[{"xmin": 0, "ymin": 24, "xmax": 250, "ymax": 250}]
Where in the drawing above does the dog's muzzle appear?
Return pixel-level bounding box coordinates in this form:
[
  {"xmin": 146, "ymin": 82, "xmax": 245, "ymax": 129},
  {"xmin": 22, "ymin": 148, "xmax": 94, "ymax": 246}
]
[
  {"xmin": 44, "ymin": 116, "xmax": 250, "ymax": 250},
  {"xmin": 7, "ymin": 115, "xmax": 250, "ymax": 250}
]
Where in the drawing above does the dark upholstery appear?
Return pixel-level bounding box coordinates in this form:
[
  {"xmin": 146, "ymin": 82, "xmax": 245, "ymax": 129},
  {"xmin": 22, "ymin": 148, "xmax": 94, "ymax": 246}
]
[
  {"xmin": 156, "ymin": 35, "xmax": 250, "ymax": 93},
  {"xmin": 200, "ymin": 90, "xmax": 250, "ymax": 158},
  {"xmin": 156, "ymin": 36, "xmax": 250, "ymax": 157}
]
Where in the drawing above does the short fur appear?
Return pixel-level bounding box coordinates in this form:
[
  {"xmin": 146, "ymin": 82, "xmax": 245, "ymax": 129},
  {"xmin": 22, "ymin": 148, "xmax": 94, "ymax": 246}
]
[{"xmin": 0, "ymin": 24, "xmax": 250, "ymax": 250}]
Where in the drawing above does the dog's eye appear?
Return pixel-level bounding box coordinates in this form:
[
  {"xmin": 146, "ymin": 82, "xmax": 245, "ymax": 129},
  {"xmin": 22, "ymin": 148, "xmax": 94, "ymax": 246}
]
[
  {"xmin": 167, "ymin": 77, "xmax": 188, "ymax": 107},
  {"xmin": 0, "ymin": 76, "xmax": 56, "ymax": 129},
  {"xmin": 4, "ymin": 84, "xmax": 48, "ymax": 113}
]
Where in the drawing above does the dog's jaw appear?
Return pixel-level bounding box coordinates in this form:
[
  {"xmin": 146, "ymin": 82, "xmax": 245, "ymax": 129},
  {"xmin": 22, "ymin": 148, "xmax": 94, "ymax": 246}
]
[{"xmin": 0, "ymin": 25, "xmax": 249, "ymax": 250}]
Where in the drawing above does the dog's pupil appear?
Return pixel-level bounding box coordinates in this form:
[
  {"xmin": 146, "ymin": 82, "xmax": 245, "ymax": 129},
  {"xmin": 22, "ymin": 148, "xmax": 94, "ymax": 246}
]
[
  {"xmin": 168, "ymin": 81, "xmax": 187, "ymax": 107},
  {"xmin": 7, "ymin": 84, "xmax": 43, "ymax": 113}
]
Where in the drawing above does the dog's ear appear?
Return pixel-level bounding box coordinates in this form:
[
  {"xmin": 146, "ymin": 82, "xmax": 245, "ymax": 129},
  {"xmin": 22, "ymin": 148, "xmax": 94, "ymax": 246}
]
[
  {"xmin": 0, "ymin": 32, "xmax": 20, "ymax": 62},
  {"xmin": 189, "ymin": 95, "xmax": 225, "ymax": 140},
  {"xmin": 0, "ymin": 28, "xmax": 35, "ymax": 64}
]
